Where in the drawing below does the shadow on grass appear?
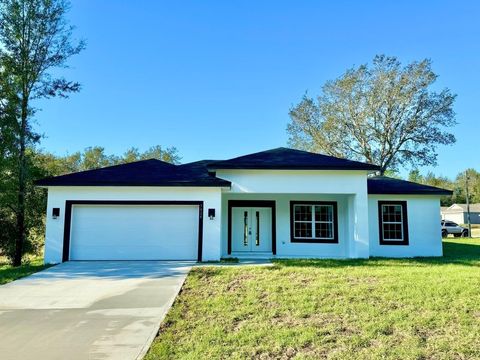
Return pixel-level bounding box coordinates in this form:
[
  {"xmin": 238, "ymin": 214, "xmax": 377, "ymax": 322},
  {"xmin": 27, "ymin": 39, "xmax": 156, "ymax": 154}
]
[
  {"xmin": 0, "ymin": 261, "xmax": 52, "ymax": 285},
  {"xmin": 273, "ymin": 240, "xmax": 480, "ymax": 269}
]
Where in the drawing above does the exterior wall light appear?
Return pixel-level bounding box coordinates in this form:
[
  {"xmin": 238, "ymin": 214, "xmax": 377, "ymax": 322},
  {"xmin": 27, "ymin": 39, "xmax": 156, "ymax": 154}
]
[
  {"xmin": 208, "ymin": 208, "xmax": 215, "ymax": 220},
  {"xmin": 52, "ymin": 208, "xmax": 60, "ymax": 219}
]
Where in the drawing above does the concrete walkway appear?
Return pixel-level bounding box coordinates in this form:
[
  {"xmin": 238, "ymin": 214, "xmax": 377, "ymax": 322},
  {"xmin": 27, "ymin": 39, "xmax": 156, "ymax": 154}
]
[
  {"xmin": 0, "ymin": 261, "xmax": 193, "ymax": 360},
  {"xmin": 195, "ymin": 259, "xmax": 273, "ymax": 267}
]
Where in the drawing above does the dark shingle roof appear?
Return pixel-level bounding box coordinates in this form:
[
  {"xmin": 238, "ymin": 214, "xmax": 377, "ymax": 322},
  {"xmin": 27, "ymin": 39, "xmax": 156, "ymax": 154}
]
[
  {"xmin": 207, "ymin": 147, "xmax": 380, "ymax": 171},
  {"xmin": 367, "ymin": 176, "xmax": 453, "ymax": 196},
  {"xmin": 38, "ymin": 148, "xmax": 450, "ymax": 195},
  {"xmin": 35, "ymin": 159, "xmax": 231, "ymax": 187}
]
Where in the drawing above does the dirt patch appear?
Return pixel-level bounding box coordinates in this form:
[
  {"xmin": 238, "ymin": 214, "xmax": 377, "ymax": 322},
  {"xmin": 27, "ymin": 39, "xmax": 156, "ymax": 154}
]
[
  {"xmin": 270, "ymin": 313, "xmax": 304, "ymax": 327},
  {"xmin": 346, "ymin": 276, "xmax": 378, "ymax": 286},
  {"xmin": 252, "ymin": 347, "xmax": 299, "ymax": 360},
  {"xmin": 225, "ymin": 272, "xmax": 255, "ymax": 292},
  {"xmin": 191, "ymin": 267, "xmax": 221, "ymax": 281},
  {"xmin": 270, "ymin": 312, "xmax": 358, "ymax": 336},
  {"xmin": 231, "ymin": 312, "xmax": 255, "ymax": 331},
  {"xmin": 283, "ymin": 272, "xmax": 315, "ymax": 286}
]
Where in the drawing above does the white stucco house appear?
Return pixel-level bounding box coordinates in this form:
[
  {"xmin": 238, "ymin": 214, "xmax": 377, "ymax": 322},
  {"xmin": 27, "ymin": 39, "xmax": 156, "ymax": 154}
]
[
  {"xmin": 441, "ymin": 203, "xmax": 480, "ymax": 224},
  {"xmin": 36, "ymin": 148, "xmax": 452, "ymax": 263}
]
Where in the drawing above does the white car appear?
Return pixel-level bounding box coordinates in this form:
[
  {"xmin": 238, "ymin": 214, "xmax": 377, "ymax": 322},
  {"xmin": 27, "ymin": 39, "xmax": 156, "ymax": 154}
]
[{"xmin": 441, "ymin": 220, "xmax": 468, "ymax": 237}]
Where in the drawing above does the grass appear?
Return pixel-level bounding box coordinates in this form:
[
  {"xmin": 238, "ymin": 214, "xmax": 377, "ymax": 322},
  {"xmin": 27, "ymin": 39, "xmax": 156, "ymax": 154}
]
[
  {"xmin": 0, "ymin": 256, "xmax": 51, "ymax": 286},
  {"xmin": 146, "ymin": 238, "xmax": 480, "ymax": 360},
  {"xmin": 460, "ymin": 224, "xmax": 480, "ymax": 238}
]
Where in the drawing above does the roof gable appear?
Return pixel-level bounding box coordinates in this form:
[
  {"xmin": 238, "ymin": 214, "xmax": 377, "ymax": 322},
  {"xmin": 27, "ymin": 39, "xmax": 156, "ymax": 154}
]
[
  {"xmin": 446, "ymin": 203, "xmax": 480, "ymax": 212},
  {"xmin": 207, "ymin": 147, "xmax": 380, "ymax": 171},
  {"xmin": 448, "ymin": 204, "xmax": 464, "ymax": 211}
]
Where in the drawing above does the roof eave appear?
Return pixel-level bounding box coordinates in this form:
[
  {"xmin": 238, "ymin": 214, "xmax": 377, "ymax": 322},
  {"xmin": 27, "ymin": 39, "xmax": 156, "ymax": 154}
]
[
  {"xmin": 368, "ymin": 191, "xmax": 453, "ymax": 196},
  {"xmin": 208, "ymin": 165, "xmax": 380, "ymax": 171},
  {"xmin": 35, "ymin": 181, "xmax": 231, "ymax": 188}
]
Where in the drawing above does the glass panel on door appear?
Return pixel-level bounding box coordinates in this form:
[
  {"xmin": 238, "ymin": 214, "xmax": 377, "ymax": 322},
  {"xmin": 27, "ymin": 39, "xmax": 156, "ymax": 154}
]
[{"xmin": 232, "ymin": 206, "xmax": 272, "ymax": 253}]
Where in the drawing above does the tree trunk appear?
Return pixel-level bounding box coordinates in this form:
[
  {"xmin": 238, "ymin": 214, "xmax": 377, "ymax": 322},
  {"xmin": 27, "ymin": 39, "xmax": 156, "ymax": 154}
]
[{"xmin": 13, "ymin": 96, "xmax": 28, "ymax": 267}]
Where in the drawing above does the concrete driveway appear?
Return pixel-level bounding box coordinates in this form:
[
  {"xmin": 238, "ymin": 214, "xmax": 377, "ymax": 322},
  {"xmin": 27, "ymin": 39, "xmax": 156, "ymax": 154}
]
[{"xmin": 0, "ymin": 261, "xmax": 193, "ymax": 360}]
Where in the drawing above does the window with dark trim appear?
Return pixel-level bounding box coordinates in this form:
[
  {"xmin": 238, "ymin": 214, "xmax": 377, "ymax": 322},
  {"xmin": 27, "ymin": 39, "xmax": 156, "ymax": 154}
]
[
  {"xmin": 290, "ymin": 201, "xmax": 339, "ymax": 243},
  {"xmin": 378, "ymin": 201, "xmax": 409, "ymax": 245}
]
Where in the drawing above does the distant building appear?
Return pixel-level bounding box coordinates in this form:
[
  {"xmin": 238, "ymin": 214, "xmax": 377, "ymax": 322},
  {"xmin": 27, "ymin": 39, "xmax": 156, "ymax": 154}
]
[{"xmin": 441, "ymin": 204, "xmax": 480, "ymax": 224}]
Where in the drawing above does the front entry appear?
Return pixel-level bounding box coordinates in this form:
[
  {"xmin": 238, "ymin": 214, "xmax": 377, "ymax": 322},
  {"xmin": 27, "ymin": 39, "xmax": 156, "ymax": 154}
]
[{"xmin": 231, "ymin": 207, "xmax": 272, "ymax": 252}]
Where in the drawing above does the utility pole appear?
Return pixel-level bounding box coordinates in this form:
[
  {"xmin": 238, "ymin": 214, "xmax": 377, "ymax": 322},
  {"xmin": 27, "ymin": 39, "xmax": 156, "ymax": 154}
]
[{"xmin": 465, "ymin": 170, "xmax": 472, "ymax": 238}]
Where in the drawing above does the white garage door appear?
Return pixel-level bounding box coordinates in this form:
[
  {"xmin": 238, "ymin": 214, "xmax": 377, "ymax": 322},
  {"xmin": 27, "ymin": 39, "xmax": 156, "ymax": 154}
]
[{"xmin": 69, "ymin": 204, "xmax": 199, "ymax": 260}]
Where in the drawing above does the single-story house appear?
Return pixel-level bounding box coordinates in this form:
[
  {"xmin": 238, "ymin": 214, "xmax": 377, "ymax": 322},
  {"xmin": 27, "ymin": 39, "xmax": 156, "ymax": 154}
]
[
  {"xmin": 441, "ymin": 203, "xmax": 480, "ymax": 224},
  {"xmin": 36, "ymin": 147, "xmax": 452, "ymax": 263}
]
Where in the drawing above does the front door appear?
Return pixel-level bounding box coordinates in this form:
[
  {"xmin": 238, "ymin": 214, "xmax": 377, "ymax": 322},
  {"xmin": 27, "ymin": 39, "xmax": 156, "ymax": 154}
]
[{"xmin": 232, "ymin": 207, "xmax": 272, "ymax": 252}]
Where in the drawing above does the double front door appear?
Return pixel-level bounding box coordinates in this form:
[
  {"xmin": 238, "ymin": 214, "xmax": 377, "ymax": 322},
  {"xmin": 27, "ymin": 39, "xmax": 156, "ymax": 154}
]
[{"xmin": 232, "ymin": 207, "xmax": 272, "ymax": 252}]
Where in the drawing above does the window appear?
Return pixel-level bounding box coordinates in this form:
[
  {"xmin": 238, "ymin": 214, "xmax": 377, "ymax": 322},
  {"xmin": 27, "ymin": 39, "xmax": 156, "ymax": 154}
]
[
  {"xmin": 243, "ymin": 211, "xmax": 248, "ymax": 246},
  {"xmin": 378, "ymin": 201, "xmax": 409, "ymax": 245},
  {"xmin": 290, "ymin": 201, "xmax": 338, "ymax": 243}
]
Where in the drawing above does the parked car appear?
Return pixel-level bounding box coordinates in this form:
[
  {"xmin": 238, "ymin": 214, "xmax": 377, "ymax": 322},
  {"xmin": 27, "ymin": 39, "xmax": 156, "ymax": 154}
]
[{"xmin": 441, "ymin": 220, "xmax": 468, "ymax": 237}]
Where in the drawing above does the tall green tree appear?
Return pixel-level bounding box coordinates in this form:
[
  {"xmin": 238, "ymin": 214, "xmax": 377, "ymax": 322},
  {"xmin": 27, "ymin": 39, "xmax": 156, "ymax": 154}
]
[
  {"xmin": 35, "ymin": 145, "xmax": 181, "ymax": 176},
  {"xmin": 122, "ymin": 145, "xmax": 181, "ymax": 164},
  {"xmin": 81, "ymin": 147, "xmax": 118, "ymax": 171},
  {"xmin": 0, "ymin": 70, "xmax": 20, "ymax": 259},
  {"xmin": 453, "ymin": 169, "xmax": 480, "ymax": 204},
  {"xmin": 288, "ymin": 55, "xmax": 457, "ymax": 175},
  {"xmin": 406, "ymin": 168, "xmax": 480, "ymax": 207},
  {"xmin": 0, "ymin": 0, "xmax": 84, "ymax": 265}
]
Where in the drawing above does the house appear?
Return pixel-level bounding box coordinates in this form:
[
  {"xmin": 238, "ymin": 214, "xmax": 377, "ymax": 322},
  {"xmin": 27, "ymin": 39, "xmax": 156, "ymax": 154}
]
[
  {"xmin": 441, "ymin": 204, "xmax": 480, "ymax": 224},
  {"xmin": 36, "ymin": 147, "xmax": 452, "ymax": 263}
]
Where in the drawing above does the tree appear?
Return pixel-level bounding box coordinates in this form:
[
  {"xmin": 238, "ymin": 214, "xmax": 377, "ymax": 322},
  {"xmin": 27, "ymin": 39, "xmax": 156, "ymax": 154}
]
[
  {"xmin": 407, "ymin": 169, "xmax": 423, "ymax": 183},
  {"xmin": 0, "ymin": 0, "xmax": 84, "ymax": 266},
  {"xmin": 123, "ymin": 145, "xmax": 181, "ymax": 164},
  {"xmin": 454, "ymin": 169, "xmax": 480, "ymax": 204},
  {"xmin": 35, "ymin": 145, "xmax": 181, "ymax": 176},
  {"xmin": 287, "ymin": 55, "xmax": 457, "ymax": 175},
  {"xmin": 81, "ymin": 147, "xmax": 118, "ymax": 171},
  {"xmin": 0, "ymin": 71, "xmax": 20, "ymax": 261},
  {"xmin": 405, "ymin": 169, "xmax": 480, "ymax": 207}
]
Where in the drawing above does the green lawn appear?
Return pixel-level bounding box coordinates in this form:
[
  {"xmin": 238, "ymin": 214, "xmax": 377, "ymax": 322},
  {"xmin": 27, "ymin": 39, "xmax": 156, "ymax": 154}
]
[
  {"xmin": 146, "ymin": 239, "xmax": 480, "ymax": 360},
  {"xmin": 0, "ymin": 257, "xmax": 51, "ymax": 286}
]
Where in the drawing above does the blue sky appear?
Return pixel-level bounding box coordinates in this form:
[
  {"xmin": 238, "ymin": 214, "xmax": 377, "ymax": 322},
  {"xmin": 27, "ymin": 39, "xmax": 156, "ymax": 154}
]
[{"xmin": 35, "ymin": 0, "xmax": 479, "ymax": 178}]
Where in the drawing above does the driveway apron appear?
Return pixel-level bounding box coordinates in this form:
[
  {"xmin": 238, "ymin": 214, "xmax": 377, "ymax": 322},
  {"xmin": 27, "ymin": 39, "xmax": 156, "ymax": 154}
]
[{"xmin": 0, "ymin": 261, "xmax": 192, "ymax": 360}]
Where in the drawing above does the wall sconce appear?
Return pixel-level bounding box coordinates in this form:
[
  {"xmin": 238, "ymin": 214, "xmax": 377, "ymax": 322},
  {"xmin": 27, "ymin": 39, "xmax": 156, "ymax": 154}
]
[
  {"xmin": 208, "ymin": 208, "xmax": 215, "ymax": 220},
  {"xmin": 52, "ymin": 208, "xmax": 60, "ymax": 219}
]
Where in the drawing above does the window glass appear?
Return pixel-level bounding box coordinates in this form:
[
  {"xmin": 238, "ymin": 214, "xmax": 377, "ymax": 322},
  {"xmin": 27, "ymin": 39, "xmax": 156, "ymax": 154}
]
[
  {"xmin": 294, "ymin": 222, "xmax": 312, "ymax": 238},
  {"xmin": 293, "ymin": 204, "xmax": 334, "ymax": 240},
  {"xmin": 295, "ymin": 205, "xmax": 312, "ymax": 221},
  {"xmin": 381, "ymin": 204, "xmax": 404, "ymax": 241}
]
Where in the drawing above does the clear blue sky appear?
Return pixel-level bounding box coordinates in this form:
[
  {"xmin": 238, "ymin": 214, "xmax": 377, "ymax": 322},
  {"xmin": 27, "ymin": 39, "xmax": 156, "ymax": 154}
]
[{"xmin": 35, "ymin": 0, "xmax": 479, "ymax": 178}]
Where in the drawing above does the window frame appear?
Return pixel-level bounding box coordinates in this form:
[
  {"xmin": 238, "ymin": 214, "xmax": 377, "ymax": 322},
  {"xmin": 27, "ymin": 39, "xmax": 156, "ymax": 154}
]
[
  {"xmin": 378, "ymin": 201, "xmax": 409, "ymax": 246},
  {"xmin": 289, "ymin": 201, "xmax": 339, "ymax": 243}
]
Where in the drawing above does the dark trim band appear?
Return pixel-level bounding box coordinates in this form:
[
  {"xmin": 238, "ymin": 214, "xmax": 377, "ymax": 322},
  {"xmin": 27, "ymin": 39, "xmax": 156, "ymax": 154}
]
[
  {"xmin": 62, "ymin": 200, "xmax": 204, "ymax": 262},
  {"xmin": 378, "ymin": 200, "xmax": 409, "ymax": 246},
  {"xmin": 289, "ymin": 201, "xmax": 339, "ymax": 243},
  {"xmin": 227, "ymin": 200, "xmax": 276, "ymax": 255}
]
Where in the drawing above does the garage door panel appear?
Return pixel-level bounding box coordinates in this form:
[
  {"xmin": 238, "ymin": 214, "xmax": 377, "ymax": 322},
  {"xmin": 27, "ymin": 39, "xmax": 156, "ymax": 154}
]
[{"xmin": 69, "ymin": 205, "xmax": 199, "ymax": 260}]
